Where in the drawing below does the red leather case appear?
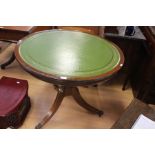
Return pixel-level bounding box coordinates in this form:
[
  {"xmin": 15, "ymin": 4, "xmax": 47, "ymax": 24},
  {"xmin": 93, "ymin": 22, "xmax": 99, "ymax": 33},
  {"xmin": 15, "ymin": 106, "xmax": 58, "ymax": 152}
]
[{"xmin": 0, "ymin": 76, "xmax": 31, "ymax": 128}]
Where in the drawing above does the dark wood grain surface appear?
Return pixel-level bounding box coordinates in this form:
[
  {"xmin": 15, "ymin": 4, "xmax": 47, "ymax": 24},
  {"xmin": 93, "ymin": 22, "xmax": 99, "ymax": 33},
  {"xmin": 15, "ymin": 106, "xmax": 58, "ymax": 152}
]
[
  {"xmin": 0, "ymin": 26, "xmax": 53, "ymax": 41},
  {"xmin": 57, "ymin": 26, "xmax": 104, "ymax": 37},
  {"xmin": 112, "ymin": 98, "xmax": 155, "ymax": 129},
  {"xmin": 0, "ymin": 26, "xmax": 35, "ymax": 32}
]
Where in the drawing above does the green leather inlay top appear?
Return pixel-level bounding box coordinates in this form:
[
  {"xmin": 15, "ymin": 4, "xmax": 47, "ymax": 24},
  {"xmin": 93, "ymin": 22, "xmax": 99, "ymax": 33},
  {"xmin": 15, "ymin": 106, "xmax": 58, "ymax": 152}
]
[{"xmin": 19, "ymin": 30, "xmax": 121, "ymax": 78}]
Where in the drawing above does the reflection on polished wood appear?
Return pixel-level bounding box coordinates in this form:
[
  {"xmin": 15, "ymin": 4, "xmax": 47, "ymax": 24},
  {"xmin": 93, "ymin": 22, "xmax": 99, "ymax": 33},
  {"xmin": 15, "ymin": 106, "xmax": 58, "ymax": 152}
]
[{"xmin": 0, "ymin": 44, "xmax": 134, "ymax": 129}]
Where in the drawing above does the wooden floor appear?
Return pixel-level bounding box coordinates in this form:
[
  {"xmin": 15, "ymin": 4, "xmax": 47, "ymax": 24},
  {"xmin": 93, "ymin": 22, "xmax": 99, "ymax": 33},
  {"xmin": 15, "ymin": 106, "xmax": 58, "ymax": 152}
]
[{"xmin": 0, "ymin": 44, "xmax": 133, "ymax": 129}]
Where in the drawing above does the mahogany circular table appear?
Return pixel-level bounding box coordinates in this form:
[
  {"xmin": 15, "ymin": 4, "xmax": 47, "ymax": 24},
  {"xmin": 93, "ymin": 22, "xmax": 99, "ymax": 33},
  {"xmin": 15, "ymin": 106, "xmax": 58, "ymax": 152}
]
[{"xmin": 15, "ymin": 30, "xmax": 124, "ymax": 129}]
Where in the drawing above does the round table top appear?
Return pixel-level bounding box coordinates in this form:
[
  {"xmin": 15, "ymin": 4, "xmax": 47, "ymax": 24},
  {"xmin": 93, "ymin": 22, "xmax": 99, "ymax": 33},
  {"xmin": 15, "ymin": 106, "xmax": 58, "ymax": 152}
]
[{"xmin": 15, "ymin": 30, "xmax": 124, "ymax": 85}]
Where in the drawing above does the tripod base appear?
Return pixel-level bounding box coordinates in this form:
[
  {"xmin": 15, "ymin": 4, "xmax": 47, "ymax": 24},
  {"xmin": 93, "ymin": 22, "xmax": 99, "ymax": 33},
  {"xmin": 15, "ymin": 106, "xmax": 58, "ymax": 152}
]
[{"xmin": 35, "ymin": 86, "xmax": 103, "ymax": 129}]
